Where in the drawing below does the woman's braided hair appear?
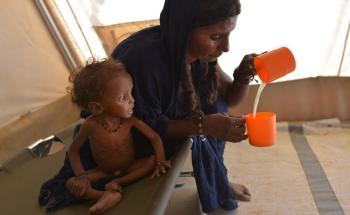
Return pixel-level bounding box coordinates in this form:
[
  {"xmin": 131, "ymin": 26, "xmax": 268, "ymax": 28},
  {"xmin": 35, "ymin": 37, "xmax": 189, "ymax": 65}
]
[{"xmin": 181, "ymin": 0, "xmax": 241, "ymax": 116}]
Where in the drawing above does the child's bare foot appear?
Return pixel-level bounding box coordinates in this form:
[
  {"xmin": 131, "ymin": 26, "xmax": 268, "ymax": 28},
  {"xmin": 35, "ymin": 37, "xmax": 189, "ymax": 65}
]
[
  {"xmin": 230, "ymin": 182, "xmax": 251, "ymax": 201},
  {"xmin": 105, "ymin": 180, "xmax": 122, "ymax": 193},
  {"xmin": 89, "ymin": 191, "xmax": 122, "ymax": 214}
]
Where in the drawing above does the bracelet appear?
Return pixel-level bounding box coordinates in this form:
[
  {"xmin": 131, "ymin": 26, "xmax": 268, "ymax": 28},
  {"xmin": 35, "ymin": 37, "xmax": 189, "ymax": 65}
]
[{"xmin": 192, "ymin": 111, "xmax": 207, "ymax": 142}]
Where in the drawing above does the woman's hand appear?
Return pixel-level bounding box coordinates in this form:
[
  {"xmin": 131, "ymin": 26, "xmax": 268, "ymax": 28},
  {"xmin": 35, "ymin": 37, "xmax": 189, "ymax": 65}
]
[
  {"xmin": 203, "ymin": 113, "xmax": 247, "ymax": 142},
  {"xmin": 233, "ymin": 53, "xmax": 258, "ymax": 84},
  {"xmin": 66, "ymin": 176, "xmax": 91, "ymax": 198}
]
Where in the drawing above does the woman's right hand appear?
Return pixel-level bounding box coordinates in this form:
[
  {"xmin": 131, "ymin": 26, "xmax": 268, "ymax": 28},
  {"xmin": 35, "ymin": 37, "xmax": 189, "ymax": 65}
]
[
  {"xmin": 203, "ymin": 113, "xmax": 247, "ymax": 142},
  {"xmin": 233, "ymin": 53, "xmax": 257, "ymax": 84}
]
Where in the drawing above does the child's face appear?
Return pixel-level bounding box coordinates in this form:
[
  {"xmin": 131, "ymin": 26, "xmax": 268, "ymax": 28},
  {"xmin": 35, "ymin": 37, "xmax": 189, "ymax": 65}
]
[{"xmin": 99, "ymin": 72, "xmax": 134, "ymax": 118}]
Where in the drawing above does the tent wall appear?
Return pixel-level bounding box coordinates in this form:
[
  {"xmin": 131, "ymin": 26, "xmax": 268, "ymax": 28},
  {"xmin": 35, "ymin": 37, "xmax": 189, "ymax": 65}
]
[
  {"xmin": 0, "ymin": 0, "xmax": 71, "ymax": 128},
  {"xmin": 1, "ymin": 76, "xmax": 349, "ymax": 164},
  {"xmin": 94, "ymin": 19, "xmax": 159, "ymax": 55},
  {"xmin": 0, "ymin": 94, "xmax": 79, "ymax": 163},
  {"xmin": 0, "ymin": 0, "xmax": 349, "ymax": 165},
  {"xmin": 229, "ymin": 77, "xmax": 350, "ymax": 121}
]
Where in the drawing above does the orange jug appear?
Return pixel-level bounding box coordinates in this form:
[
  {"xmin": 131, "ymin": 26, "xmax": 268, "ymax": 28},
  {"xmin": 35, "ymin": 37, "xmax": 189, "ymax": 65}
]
[{"xmin": 254, "ymin": 47, "xmax": 296, "ymax": 83}]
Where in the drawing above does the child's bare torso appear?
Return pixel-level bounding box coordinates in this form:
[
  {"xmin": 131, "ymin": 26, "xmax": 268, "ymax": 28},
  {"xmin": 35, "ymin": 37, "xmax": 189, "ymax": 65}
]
[{"xmin": 89, "ymin": 118, "xmax": 135, "ymax": 173}]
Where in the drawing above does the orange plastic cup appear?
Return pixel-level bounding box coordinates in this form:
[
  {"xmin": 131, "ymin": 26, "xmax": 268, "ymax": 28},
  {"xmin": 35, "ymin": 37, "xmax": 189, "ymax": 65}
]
[
  {"xmin": 253, "ymin": 47, "xmax": 296, "ymax": 83},
  {"xmin": 245, "ymin": 112, "xmax": 276, "ymax": 147}
]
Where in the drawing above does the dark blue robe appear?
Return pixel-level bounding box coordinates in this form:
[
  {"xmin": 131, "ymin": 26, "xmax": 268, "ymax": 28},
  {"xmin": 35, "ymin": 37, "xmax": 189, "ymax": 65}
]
[{"xmin": 111, "ymin": 0, "xmax": 238, "ymax": 212}]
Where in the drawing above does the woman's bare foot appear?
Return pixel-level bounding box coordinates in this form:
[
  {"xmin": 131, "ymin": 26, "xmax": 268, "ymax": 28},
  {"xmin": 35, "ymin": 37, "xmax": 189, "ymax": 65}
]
[
  {"xmin": 230, "ymin": 182, "xmax": 251, "ymax": 201},
  {"xmin": 89, "ymin": 191, "xmax": 122, "ymax": 214}
]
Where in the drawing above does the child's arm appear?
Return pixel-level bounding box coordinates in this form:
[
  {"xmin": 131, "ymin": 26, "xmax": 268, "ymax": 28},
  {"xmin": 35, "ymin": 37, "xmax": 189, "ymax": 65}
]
[
  {"xmin": 66, "ymin": 120, "xmax": 93, "ymax": 197},
  {"xmin": 68, "ymin": 121, "xmax": 92, "ymax": 176},
  {"xmin": 130, "ymin": 116, "xmax": 171, "ymax": 177}
]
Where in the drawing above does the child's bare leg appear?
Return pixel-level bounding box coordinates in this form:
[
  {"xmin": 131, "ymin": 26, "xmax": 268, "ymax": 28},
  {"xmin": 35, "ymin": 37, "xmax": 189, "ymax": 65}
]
[
  {"xmin": 114, "ymin": 155, "xmax": 155, "ymax": 186},
  {"xmin": 66, "ymin": 169, "xmax": 122, "ymax": 214},
  {"xmin": 86, "ymin": 188, "xmax": 122, "ymax": 215},
  {"xmin": 86, "ymin": 168, "xmax": 113, "ymax": 182},
  {"xmin": 65, "ymin": 168, "xmax": 113, "ymax": 198}
]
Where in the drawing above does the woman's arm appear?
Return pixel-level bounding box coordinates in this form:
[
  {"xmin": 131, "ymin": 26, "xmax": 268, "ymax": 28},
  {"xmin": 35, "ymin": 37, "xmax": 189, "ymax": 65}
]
[
  {"xmin": 218, "ymin": 54, "xmax": 257, "ymax": 107},
  {"xmin": 217, "ymin": 63, "xmax": 250, "ymax": 107},
  {"xmin": 165, "ymin": 114, "xmax": 247, "ymax": 143},
  {"xmin": 164, "ymin": 58, "xmax": 256, "ymax": 142},
  {"xmin": 164, "ymin": 118, "xmax": 198, "ymax": 139}
]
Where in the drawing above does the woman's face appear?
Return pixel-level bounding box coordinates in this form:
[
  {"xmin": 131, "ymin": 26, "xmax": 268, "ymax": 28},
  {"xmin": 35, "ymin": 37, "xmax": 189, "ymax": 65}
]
[{"xmin": 186, "ymin": 16, "xmax": 238, "ymax": 63}]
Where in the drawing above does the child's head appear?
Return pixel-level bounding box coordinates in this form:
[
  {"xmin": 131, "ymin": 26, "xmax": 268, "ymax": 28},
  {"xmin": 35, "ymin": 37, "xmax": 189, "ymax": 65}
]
[{"xmin": 69, "ymin": 58, "xmax": 134, "ymax": 117}]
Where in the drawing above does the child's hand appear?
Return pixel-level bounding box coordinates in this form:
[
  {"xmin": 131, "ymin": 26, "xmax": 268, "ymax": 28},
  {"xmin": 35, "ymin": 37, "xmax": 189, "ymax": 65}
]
[
  {"xmin": 105, "ymin": 180, "xmax": 123, "ymax": 193},
  {"xmin": 151, "ymin": 160, "xmax": 171, "ymax": 178},
  {"xmin": 66, "ymin": 175, "xmax": 91, "ymax": 198}
]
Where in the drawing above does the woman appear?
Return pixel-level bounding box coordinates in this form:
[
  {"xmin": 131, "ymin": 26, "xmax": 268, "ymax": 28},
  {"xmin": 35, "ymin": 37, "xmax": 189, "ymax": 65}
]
[{"xmin": 112, "ymin": 0, "xmax": 256, "ymax": 212}]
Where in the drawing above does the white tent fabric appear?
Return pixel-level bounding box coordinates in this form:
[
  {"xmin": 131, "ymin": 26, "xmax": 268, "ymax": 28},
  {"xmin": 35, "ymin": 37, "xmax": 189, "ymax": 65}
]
[
  {"xmin": 80, "ymin": 0, "xmax": 350, "ymax": 81},
  {"xmin": 0, "ymin": 0, "xmax": 70, "ymax": 128},
  {"xmin": 0, "ymin": 0, "xmax": 349, "ymax": 128},
  {"xmin": 1, "ymin": 2, "xmax": 350, "ymax": 213},
  {"xmin": 220, "ymin": 0, "xmax": 350, "ymax": 81}
]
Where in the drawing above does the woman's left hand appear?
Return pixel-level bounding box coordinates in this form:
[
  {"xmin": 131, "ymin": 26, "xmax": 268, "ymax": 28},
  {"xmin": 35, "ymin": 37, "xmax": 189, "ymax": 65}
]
[{"xmin": 203, "ymin": 113, "xmax": 247, "ymax": 142}]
